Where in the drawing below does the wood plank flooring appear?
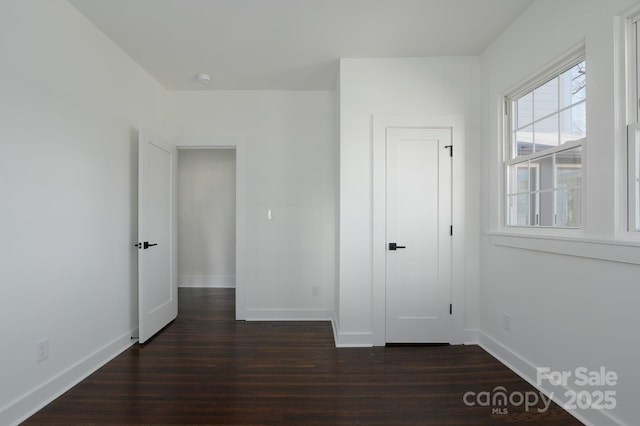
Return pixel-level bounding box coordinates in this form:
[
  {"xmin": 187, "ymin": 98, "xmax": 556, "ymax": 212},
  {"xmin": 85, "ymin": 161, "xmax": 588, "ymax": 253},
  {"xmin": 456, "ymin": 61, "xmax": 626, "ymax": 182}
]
[{"xmin": 24, "ymin": 288, "xmax": 582, "ymax": 425}]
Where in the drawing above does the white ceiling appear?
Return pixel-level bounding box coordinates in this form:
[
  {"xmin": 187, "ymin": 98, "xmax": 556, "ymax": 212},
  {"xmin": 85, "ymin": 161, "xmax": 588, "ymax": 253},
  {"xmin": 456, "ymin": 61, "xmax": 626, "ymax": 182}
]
[{"xmin": 69, "ymin": 0, "xmax": 534, "ymax": 90}]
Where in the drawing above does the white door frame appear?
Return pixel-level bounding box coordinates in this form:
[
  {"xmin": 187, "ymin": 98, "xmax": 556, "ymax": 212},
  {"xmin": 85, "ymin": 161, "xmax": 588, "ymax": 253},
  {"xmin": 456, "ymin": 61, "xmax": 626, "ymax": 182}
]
[
  {"xmin": 372, "ymin": 115, "xmax": 465, "ymax": 346},
  {"xmin": 177, "ymin": 142, "xmax": 248, "ymax": 320}
]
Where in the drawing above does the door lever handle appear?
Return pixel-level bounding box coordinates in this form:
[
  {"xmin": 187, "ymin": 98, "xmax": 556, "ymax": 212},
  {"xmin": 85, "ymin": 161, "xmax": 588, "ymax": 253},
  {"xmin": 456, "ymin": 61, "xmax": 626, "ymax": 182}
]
[
  {"xmin": 388, "ymin": 243, "xmax": 406, "ymax": 251},
  {"xmin": 134, "ymin": 242, "xmax": 159, "ymax": 249}
]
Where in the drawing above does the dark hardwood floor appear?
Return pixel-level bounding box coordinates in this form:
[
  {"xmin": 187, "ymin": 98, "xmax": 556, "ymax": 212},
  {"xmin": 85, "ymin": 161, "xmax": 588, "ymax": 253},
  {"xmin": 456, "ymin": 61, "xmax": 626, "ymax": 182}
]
[{"xmin": 24, "ymin": 288, "xmax": 582, "ymax": 425}]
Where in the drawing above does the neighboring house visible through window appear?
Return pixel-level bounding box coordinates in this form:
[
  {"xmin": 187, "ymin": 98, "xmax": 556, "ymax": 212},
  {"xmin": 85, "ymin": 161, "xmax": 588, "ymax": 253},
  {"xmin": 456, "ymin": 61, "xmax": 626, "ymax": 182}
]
[{"xmin": 505, "ymin": 54, "xmax": 585, "ymax": 228}]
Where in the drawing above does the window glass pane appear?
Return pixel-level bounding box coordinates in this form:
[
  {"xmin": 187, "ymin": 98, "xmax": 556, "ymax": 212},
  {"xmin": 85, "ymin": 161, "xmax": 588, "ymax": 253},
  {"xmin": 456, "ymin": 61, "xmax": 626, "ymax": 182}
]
[
  {"xmin": 637, "ymin": 24, "xmax": 640, "ymax": 123},
  {"xmin": 507, "ymin": 195, "xmax": 514, "ymax": 225},
  {"xmin": 532, "ymin": 191, "xmax": 554, "ymax": 226},
  {"xmin": 635, "ymin": 135, "xmax": 640, "ymax": 230},
  {"xmin": 530, "ymin": 155, "xmax": 554, "ymax": 191},
  {"xmin": 556, "ymin": 147, "xmax": 582, "ymax": 188},
  {"xmin": 508, "ymin": 162, "xmax": 529, "ymax": 195},
  {"xmin": 534, "ymin": 114, "xmax": 559, "ymax": 151},
  {"xmin": 508, "ymin": 194, "xmax": 529, "ymax": 226},
  {"xmin": 517, "ymin": 92, "xmax": 533, "ymax": 128},
  {"xmin": 637, "ymin": 139, "xmax": 640, "ymax": 228},
  {"xmin": 559, "ymin": 61, "xmax": 586, "ymax": 108},
  {"xmin": 533, "ymin": 77, "xmax": 559, "ymax": 121},
  {"xmin": 515, "ymin": 126, "xmax": 534, "ymax": 157},
  {"xmin": 556, "ymin": 186, "xmax": 582, "ymax": 227},
  {"xmin": 560, "ymin": 103, "xmax": 586, "ymax": 144},
  {"xmin": 530, "ymin": 192, "xmax": 552, "ymax": 226},
  {"xmin": 529, "ymin": 193, "xmax": 537, "ymax": 225}
]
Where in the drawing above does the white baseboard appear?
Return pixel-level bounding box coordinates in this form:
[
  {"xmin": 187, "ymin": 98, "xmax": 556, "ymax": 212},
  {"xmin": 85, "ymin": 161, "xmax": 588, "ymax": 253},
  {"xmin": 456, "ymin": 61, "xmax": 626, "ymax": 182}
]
[
  {"xmin": 178, "ymin": 274, "xmax": 235, "ymax": 288},
  {"xmin": 244, "ymin": 308, "xmax": 333, "ymax": 321},
  {"xmin": 0, "ymin": 328, "xmax": 137, "ymax": 426},
  {"xmin": 478, "ymin": 331, "xmax": 624, "ymax": 426},
  {"xmin": 329, "ymin": 324, "xmax": 479, "ymax": 349},
  {"xmin": 463, "ymin": 328, "xmax": 480, "ymax": 344},
  {"xmin": 331, "ymin": 312, "xmax": 373, "ymax": 348}
]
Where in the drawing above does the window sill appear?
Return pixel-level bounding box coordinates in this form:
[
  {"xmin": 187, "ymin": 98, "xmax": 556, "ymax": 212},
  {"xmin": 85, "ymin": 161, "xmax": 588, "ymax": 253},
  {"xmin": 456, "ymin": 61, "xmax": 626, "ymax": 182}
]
[{"xmin": 486, "ymin": 230, "xmax": 640, "ymax": 265}]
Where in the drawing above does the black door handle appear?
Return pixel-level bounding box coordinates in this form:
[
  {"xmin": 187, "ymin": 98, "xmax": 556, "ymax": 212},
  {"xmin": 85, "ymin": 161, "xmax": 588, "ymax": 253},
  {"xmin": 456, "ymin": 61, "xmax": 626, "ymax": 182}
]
[
  {"xmin": 134, "ymin": 242, "xmax": 158, "ymax": 249},
  {"xmin": 389, "ymin": 243, "xmax": 406, "ymax": 251}
]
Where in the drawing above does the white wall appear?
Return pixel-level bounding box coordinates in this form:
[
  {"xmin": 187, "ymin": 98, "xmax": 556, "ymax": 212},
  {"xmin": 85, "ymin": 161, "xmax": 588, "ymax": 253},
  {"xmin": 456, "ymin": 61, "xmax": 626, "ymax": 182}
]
[
  {"xmin": 178, "ymin": 149, "xmax": 236, "ymax": 288},
  {"xmin": 10, "ymin": 1, "xmax": 640, "ymax": 424},
  {"xmin": 480, "ymin": 1, "xmax": 640, "ymax": 425},
  {"xmin": 337, "ymin": 57, "xmax": 481, "ymax": 345},
  {"xmin": 0, "ymin": 1, "xmax": 170, "ymax": 424},
  {"xmin": 169, "ymin": 91, "xmax": 336, "ymax": 319}
]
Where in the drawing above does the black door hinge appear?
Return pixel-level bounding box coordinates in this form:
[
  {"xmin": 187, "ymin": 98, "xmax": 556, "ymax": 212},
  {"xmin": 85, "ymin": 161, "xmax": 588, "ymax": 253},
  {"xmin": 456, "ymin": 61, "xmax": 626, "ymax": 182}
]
[
  {"xmin": 450, "ymin": 304, "xmax": 452, "ymax": 315},
  {"xmin": 450, "ymin": 225, "xmax": 453, "ymax": 236},
  {"xmin": 444, "ymin": 145, "xmax": 453, "ymax": 157}
]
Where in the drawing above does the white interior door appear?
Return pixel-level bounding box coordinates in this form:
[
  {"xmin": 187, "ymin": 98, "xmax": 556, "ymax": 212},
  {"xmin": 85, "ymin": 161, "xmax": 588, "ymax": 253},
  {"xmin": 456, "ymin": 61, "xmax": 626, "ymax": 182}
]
[
  {"xmin": 138, "ymin": 129, "xmax": 177, "ymax": 343},
  {"xmin": 385, "ymin": 128, "xmax": 452, "ymax": 343}
]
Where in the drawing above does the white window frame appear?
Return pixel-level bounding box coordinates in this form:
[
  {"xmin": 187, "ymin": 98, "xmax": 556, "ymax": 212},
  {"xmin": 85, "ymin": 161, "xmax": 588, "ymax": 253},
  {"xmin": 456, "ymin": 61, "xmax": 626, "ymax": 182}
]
[{"xmin": 503, "ymin": 49, "xmax": 586, "ymax": 230}]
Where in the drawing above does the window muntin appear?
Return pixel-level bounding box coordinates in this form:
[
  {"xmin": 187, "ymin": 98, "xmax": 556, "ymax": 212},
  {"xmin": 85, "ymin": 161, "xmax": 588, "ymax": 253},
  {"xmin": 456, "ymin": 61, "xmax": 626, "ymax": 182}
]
[{"xmin": 506, "ymin": 58, "xmax": 585, "ymax": 228}]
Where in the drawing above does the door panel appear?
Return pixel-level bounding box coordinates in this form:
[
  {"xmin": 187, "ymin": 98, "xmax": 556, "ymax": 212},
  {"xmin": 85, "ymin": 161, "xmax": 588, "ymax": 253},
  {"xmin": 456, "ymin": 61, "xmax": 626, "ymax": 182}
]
[
  {"xmin": 386, "ymin": 128, "xmax": 452, "ymax": 343},
  {"xmin": 138, "ymin": 129, "xmax": 176, "ymax": 343}
]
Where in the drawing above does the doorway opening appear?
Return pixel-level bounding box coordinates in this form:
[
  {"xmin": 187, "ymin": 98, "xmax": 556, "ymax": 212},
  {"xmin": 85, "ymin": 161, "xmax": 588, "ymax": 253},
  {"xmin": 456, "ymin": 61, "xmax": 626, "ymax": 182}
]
[{"xmin": 177, "ymin": 148, "xmax": 237, "ymax": 298}]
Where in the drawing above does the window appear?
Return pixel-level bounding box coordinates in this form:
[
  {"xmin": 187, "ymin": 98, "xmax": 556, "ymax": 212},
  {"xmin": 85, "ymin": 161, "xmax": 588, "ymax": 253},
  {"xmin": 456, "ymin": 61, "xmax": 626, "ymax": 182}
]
[
  {"xmin": 628, "ymin": 16, "xmax": 640, "ymax": 232},
  {"xmin": 505, "ymin": 57, "xmax": 585, "ymax": 228}
]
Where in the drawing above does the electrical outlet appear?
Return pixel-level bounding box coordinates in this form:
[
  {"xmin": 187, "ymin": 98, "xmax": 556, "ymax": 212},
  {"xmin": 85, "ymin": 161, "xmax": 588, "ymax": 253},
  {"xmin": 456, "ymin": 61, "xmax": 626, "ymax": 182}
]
[
  {"xmin": 312, "ymin": 285, "xmax": 320, "ymax": 297},
  {"xmin": 502, "ymin": 313, "xmax": 511, "ymax": 331},
  {"xmin": 36, "ymin": 338, "xmax": 49, "ymax": 363}
]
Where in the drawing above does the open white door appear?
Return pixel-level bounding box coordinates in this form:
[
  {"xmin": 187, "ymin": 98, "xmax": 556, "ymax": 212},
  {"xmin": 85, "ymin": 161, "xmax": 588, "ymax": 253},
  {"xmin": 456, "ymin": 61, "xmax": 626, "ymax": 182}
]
[{"xmin": 137, "ymin": 129, "xmax": 177, "ymax": 343}]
